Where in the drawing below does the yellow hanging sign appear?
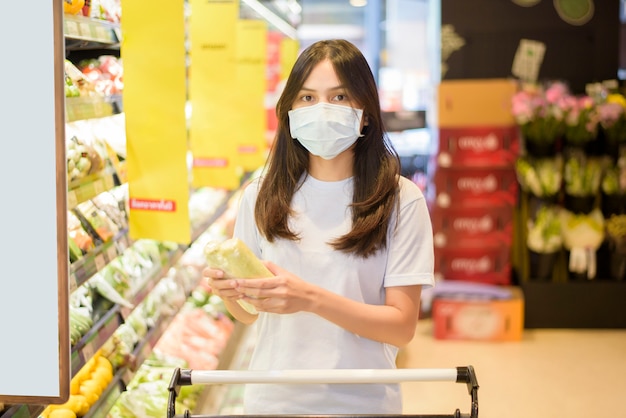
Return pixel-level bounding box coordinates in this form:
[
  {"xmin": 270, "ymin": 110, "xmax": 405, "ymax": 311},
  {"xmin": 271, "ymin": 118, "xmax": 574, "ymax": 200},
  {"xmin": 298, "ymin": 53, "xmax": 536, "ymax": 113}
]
[
  {"xmin": 235, "ymin": 19, "xmax": 269, "ymax": 171},
  {"xmin": 280, "ymin": 38, "xmax": 300, "ymax": 81},
  {"xmin": 188, "ymin": 0, "xmax": 241, "ymax": 189},
  {"xmin": 122, "ymin": 0, "xmax": 190, "ymax": 244}
]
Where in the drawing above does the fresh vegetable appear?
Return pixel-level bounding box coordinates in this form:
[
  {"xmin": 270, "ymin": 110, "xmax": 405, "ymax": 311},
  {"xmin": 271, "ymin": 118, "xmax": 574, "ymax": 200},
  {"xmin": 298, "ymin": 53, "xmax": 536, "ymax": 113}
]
[
  {"xmin": 63, "ymin": 0, "xmax": 85, "ymax": 15},
  {"xmin": 204, "ymin": 238, "xmax": 273, "ymax": 314}
]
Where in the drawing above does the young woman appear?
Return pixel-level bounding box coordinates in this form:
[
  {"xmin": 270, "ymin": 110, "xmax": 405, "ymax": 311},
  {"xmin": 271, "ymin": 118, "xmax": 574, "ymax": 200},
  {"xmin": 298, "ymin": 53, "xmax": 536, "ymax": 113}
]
[{"xmin": 204, "ymin": 39, "xmax": 434, "ymax": 415}]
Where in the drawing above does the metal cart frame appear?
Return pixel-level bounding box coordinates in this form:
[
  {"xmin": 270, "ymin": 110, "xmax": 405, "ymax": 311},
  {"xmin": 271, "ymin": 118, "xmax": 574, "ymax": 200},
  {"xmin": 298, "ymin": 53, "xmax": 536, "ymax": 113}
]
[{"xmin": 167, "ymin": 366, "xmax": 479, "ymax": 418}]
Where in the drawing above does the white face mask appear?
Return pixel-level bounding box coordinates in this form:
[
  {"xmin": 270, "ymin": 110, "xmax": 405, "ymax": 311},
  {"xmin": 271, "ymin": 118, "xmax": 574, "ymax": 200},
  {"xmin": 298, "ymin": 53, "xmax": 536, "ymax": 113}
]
[{"xmin": 288, "ymin": 102, "xmax": 364, "ymax": 160}]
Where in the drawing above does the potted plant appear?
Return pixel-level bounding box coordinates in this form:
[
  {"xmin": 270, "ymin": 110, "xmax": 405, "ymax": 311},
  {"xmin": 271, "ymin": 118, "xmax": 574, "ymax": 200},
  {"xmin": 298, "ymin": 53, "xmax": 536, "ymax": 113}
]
[
  {"xmin": 561, "ymin": 94, "xmax": 601, "ymax": 154},
  {"xmin": 563, "ymin": 150, "xmax": 604, "ymax": 214},
  {"xmin": 605, "ymin": 215, "xmax": 626, "ymax": 280},
  {"xmin": 597, "ymin": 93, "xmax": 626, "ymax": 160},
  {"xmin": 560, "ymin": 209, "xmax": 605, "ymax": 281},
  {"xmin": 511, "ymin": 81, "xmax": 568, "ymax": 157},
  {"xmin": 600, "ymin": 152, "xmax": 626, "ymax": 218},
  {"xmin": 526, "ymin": 205, "xmax": 563, "ymax": 281}
]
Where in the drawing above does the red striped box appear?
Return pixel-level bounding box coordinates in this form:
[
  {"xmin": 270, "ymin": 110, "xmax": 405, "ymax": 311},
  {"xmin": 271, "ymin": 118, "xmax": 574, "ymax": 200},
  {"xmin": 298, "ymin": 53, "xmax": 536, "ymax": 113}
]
[
  {"xmin": 431, "ymin": 204, "xmax": 514, "ymax": 247},
  {"xmin": 437, "ymin": 126, "xmax": 520, "ymax": 168},
  {"xmin": 432, "ymin": 166, "xmax": 518, "ymax": 208},
  {"xmin": 434, "ymin": 245, "xmax": 512, "ymax": 285}
]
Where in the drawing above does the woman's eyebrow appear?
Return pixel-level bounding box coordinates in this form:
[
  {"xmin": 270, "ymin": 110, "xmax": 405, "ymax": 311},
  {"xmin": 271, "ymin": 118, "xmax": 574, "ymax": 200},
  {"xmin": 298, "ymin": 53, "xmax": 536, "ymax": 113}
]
[{"xmin": 299, "ymin": 85, "xmax": 346, "ymax": 92}]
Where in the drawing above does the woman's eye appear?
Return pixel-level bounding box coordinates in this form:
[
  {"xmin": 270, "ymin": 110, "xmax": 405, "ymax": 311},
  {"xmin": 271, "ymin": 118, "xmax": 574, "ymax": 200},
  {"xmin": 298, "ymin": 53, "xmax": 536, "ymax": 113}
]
[
  {"xmin": 301, "ymin": 95, "xmax": 314, "ymax": 102},
  {"xmin": 333, "ymin": 94, "xmax": 347, "ymax": 102}
]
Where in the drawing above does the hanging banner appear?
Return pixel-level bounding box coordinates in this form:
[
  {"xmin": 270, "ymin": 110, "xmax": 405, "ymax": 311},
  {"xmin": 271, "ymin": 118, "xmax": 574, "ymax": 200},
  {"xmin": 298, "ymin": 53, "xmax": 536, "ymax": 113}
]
[
  {"xmin": 123, "ymin": 0, "xmax": 190, "ymax": 243},
  {"xmin": 280, "ymin": 38, "xmax": 300, "ymax": 82},
  {"xmin": 189, "ymin": 0, "xmax": 240, "ymax": 189},
  {"xmin": 235, "ymin": 19, "xmax": 268, "ymax": 171},
  {"xmin": 265, "ymin": 32, "xmax": 283, "ymax": 145}
]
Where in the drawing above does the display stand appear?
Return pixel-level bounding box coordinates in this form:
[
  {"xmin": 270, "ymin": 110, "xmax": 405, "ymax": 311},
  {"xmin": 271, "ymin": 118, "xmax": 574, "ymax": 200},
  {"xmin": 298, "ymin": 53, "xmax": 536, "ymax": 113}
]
[{"xmin": 514, "ymin": 191, "xmax": 626, "ymax": 329}]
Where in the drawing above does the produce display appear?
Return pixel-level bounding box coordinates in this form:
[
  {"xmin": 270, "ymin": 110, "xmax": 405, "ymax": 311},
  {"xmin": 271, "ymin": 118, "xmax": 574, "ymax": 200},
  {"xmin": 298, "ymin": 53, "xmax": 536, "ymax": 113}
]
[
  {"xmin": 39, "ymin": 352, "xmax": 114, "ymax": 418},
  {"xmin": 66, "ymin": 136, "xmax": 104, "ymax": 183}
]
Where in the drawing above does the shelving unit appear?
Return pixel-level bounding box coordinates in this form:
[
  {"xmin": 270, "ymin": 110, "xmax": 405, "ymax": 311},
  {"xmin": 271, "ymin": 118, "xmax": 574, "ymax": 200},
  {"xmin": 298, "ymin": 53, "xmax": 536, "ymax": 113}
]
[{"xmin": 0, "ymin": 13, "xmax": 242, "ymax": 418}]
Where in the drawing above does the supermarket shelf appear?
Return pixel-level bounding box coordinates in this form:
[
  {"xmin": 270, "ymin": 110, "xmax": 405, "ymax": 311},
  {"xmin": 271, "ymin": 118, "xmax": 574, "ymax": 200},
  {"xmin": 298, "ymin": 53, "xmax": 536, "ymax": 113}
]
[
  {"xmin": 65, "ymin": 95, "xmax": 116, "ymax": 122},
  {"xmin": 68, "ymin": 168, "xmax": 118, "ymax": 209},
  {"xmin": 70, "ymin": 230, "xmax": 132, "ymax": 292},
  {"xmin": 71, "ymin": 305, "xmax": 123, "ymax": 376},
  {"xmin": 64, "ymin": 14, "xmax": 120, "ymax": 51}
]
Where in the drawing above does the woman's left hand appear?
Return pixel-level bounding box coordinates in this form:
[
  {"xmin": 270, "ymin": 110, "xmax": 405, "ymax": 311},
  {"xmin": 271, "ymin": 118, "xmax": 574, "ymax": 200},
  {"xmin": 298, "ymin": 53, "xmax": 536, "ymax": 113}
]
[{"xmin": 233, "ymin": 261, "xmax": 316, "ymax": 314}]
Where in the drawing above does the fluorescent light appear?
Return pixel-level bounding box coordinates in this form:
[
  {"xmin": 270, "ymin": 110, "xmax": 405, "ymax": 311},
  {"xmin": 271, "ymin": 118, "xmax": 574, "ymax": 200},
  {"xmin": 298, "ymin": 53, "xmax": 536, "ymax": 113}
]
[
  {"xmin": 350, "ymin": 0, "xmax": 368, "ymax": 7},
  {"xmin": 241, "ymin": 0, "xmax": 298, "ymax": 39}
]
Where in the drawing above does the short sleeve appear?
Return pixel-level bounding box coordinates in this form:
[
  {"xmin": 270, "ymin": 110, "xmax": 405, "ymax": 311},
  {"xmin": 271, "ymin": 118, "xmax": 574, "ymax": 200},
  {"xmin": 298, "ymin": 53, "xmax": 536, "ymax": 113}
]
[{"xmin": 384, "ymin": 177, "xmax": 435, "ymax": 288}]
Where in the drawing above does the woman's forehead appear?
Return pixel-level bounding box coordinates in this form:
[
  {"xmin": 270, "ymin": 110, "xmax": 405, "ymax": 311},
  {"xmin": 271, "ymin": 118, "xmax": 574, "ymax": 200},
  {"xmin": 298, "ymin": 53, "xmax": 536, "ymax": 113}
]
[{"xmin": 301, "ymin": 60, "xmax": 342, "ymax": 91}]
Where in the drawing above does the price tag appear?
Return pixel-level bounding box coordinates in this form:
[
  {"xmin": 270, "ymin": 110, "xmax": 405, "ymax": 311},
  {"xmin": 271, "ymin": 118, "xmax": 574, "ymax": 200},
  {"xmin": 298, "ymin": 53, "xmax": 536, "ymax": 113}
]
[
  {"xmin": 68, "ymin": 190, "xmax": 78, "ymax": 209},
  {"xmin": 107, "ymin": 245, "xmax": 118, "ymax": 262},
  {"xmin": 121, "ymin": 369, "xmax": 134, "ymax": 387},
  {"xmin": 81, "ymin": 341, "xmax": 96, "ymax": 361},
  {"xmin": 79, "ymin": 22, "xmax": 93, "ymax": 38},
  {"xmin": 65, "ymin": 20, "xmax": 80, "ymax": 37},
  {"xmin": 96, "ymin": 25, "xmax": 110, "ymax": 42},
  {"xmin": 69, "ymin": 274, "xmax": 78, "ymax": 293},
  {"xmin": 94, "ymin": 253, "xmax": 106, "ymax": 271},
  {"xmin": 93, "ymin": 179, "xmax": 105, "ymax": 195}
]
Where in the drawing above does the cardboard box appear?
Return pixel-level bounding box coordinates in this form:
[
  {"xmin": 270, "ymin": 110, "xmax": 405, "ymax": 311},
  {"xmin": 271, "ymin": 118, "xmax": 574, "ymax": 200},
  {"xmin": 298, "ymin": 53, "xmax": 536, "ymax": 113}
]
[
  {"xmin": 432, "ymin": 286, "xmax": 524, "ymax": 341},
  {"xmin": 432, "ymin": 165, "xmax": 518, "ymax": 208},
  {"xmin": 437, "ymin": 126, "xmax": 520, "ymax": 168},
  {"xmin": 434, "ymin": 244, "xmax": 512, "ymax": 285},
  {"xmin": 438, "ymin": 78, "xmax": 519, "ymax": 128},
  {"xmin": 431, "ymin": 204, "xmax": 514, "ymax": 247}
]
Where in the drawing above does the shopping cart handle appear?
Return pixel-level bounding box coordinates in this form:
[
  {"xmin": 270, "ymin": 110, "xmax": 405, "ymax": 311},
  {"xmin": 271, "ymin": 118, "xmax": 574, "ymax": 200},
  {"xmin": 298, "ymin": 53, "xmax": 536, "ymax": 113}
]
[{"xmin": 167, "ymin": 366, "xmax": 479, "ymax": 418}]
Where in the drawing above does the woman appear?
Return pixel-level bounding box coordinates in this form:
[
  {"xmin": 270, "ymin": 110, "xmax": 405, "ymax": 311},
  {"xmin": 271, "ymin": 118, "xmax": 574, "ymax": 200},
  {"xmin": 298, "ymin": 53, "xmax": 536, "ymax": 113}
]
[{"xmin": 204, "ymin": 39, "xmax": 434, "ymax": 415}]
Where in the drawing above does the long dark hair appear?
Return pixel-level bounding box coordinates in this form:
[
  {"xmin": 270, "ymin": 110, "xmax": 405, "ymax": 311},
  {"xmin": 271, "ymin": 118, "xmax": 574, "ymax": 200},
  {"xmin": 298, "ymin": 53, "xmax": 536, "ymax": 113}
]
[{"xmin": 255, "ymin": 39, "xmax": 401, "ymax": 258}]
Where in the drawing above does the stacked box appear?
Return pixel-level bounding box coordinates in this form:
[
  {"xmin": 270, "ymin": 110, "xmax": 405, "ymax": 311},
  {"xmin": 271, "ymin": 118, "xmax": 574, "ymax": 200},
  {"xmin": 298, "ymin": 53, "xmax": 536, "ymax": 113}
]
[{"xmin": 432, "ymin": 79, "xmax": 520, "ymax": 285}]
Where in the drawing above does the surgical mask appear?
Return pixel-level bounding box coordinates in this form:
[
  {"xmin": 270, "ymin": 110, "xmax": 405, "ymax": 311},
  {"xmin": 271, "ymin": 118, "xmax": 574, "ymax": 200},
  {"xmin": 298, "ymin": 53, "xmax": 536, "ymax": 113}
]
[{"xmin": 288, "ymin": 102, "xmax": 364, "ymax": 160}]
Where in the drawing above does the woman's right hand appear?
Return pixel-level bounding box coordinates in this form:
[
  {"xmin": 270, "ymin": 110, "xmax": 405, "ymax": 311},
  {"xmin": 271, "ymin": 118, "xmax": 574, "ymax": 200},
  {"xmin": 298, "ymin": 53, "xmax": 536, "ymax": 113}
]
[
  {"xmin": 203, "ymin": 267, "xmax": 241, "ymax": 303},
  {"xmin": 202, "ymin": 267, "xmax": 259, "ymax": 324}
]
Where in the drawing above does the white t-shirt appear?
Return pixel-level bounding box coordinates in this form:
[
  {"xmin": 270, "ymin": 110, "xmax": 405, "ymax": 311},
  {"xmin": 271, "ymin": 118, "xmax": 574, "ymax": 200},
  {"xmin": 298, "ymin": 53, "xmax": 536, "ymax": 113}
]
[{"xmin": 233, "ymin": 174, "xmax": 435, "ymax": 415}]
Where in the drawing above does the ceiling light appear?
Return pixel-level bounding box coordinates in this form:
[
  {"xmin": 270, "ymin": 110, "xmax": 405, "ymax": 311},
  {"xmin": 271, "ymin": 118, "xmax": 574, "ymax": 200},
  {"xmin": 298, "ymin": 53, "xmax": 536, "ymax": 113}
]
[{"xmin": 350, "ymin": 0, "xmax": 368, "ymax": 7}]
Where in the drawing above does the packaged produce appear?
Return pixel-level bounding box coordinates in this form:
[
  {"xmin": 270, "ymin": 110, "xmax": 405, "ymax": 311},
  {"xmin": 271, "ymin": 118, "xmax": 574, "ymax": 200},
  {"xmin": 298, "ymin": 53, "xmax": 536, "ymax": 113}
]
[{"xmin": 204, "ymin": 238, "xmax": 273, "ymax": 314}]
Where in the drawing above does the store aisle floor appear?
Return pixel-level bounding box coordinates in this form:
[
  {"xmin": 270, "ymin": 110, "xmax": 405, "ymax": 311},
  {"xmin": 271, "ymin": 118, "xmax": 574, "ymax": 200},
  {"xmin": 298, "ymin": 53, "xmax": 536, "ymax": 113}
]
[{"xmin": 399, "ymin": 319, "xmax": 626, "ymax": 418}]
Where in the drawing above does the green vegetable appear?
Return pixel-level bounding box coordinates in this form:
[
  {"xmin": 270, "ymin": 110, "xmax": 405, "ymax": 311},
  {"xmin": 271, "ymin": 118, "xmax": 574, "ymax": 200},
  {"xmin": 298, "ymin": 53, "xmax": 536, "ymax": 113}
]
[{"xmin": 204, "ymin": 238, "xmax": 272, "ymax": 315}]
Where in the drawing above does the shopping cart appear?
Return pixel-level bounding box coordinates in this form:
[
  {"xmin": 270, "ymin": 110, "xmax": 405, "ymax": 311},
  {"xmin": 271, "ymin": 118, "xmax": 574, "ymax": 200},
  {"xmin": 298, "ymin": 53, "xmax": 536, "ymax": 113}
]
[{"xmin": 167, "ymin": 366, "xmax": 479, "ymax": 418}]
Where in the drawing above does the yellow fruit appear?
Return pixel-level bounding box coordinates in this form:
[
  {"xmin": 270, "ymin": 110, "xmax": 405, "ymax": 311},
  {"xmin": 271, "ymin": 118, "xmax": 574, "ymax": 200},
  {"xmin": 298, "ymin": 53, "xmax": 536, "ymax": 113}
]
[
  {"xmin": 91, "ymin": 368, "xmax": 112, "ymax": 388},
  {"xmin": 70, "ymin": 378, "xmax": 81, "ymax": 395},
  {"xmin": 63, "ymin": 0, "xmax": 85, "ymax": 15},
  {"xmin": 95, "ymin": 356, "xmax": 113, "ymax": 374},
  {"xmin": 70, "ymin": 394, "xmax": 90, "ymax": 416},
  {"xmin": 48, "ymin": 409, "xmax": 77, "ymax": 418}
]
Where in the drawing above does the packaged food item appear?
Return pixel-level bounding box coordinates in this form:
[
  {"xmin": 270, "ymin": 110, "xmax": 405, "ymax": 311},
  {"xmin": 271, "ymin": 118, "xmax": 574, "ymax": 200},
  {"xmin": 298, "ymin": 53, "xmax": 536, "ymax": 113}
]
[{"xmin": 204, "ymin": 238, "xmax": 272, "ymax": 314}]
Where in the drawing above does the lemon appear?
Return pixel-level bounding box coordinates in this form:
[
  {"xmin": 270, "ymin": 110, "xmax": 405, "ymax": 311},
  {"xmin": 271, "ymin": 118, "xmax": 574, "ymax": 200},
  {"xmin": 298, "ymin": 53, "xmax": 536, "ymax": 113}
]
[
  {"xmin": 48, "ymin": 409, "xmax": 77, "ymax": 418},
  {"xmin": 95, "ymin": 356, "xmax": 113, "ymax": 374},
  {"xmin": 70, "ymin": 378, "xmax": 81, "ymax": 395},
  {"xmin": 70, "ymin": 394, "xmax": 90, "ymax": 416},
  {"xmin": 91, "ymin": 368, "xmax": 112, "ymax": 389}
]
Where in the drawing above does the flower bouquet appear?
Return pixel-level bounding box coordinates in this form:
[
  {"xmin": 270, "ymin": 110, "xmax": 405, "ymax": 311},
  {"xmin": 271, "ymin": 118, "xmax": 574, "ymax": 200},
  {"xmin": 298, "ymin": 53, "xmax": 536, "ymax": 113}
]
[
  {"xmin": 597, "ymin": 93, "xmax": 626, "ymax": 159},
  {"xmin": 563, "ymin": 150, "xmax": 604, "ymax": 213},
  {"xmin": 526, "ymin": 205, "xmax": 563, "ymax": 280},
  {"xmin": 511, "ymin": 82, "xmax": 568, "ymax": 157},
  {"xmin": 600, "ymin": 152, "xmax": 626, "ymax": 217},
  {"xmin": 605, "ymin": 214, "xmax": 626, "ymax": 280},
  {"xmin": 560, "ymin": 209, "xmax": 605, "ymax": 280},
  {"xmin": 515, "ymin": 156, "xmax": 563, "ymax": 198},
  {"xmin": 563, "ymin": 94, "xmax": 601, "ymax": 153}
]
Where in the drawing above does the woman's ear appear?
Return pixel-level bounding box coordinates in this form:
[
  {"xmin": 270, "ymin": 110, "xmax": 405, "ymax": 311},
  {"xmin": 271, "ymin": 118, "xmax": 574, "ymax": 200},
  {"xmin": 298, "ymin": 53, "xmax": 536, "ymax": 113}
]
[{"xmin": 364, "ymin": 115, "xmax": 369, "ymax": 126}]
